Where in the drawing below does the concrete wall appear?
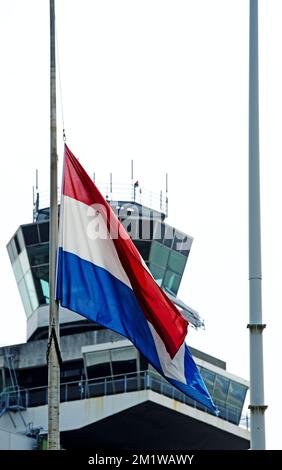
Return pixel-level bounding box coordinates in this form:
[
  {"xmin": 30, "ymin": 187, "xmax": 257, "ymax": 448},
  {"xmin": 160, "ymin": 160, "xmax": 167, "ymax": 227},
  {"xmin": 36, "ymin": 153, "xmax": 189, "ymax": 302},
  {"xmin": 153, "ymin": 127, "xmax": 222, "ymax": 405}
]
[
  {"xmin": 0, "ymin": 330, "xmax": 225, "ymax": 371},
  {"xmin": 0, "ymin": 428, "xmax": 35, "ymax": 450},
  {"xmin": 0, "ymin": 329, "xmax": 124, "ymax": 370}
]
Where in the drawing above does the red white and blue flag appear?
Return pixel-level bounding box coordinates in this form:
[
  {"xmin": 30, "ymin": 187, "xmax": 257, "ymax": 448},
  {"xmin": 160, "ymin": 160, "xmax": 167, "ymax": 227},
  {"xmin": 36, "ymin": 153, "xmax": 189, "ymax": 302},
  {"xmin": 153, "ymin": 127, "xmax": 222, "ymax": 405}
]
[{"xmin": 56, "ymin": 145, "xmax": 216, "ymax": 412}]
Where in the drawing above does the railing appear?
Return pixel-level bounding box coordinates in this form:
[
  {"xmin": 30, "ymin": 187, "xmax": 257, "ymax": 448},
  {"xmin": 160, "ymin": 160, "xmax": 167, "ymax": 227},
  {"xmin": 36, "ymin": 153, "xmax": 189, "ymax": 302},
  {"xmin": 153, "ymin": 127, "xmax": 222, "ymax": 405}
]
[
  {"xmin": 3, "ymin": 371, "xmax": 249, "ymax": 430},
  {"xmin": 0, "ymin": 386, "xmax": 26, "ymax": 417},
  {"xmin": 35, "ymin": 182, "xmax": 168, "ymax": 217}
]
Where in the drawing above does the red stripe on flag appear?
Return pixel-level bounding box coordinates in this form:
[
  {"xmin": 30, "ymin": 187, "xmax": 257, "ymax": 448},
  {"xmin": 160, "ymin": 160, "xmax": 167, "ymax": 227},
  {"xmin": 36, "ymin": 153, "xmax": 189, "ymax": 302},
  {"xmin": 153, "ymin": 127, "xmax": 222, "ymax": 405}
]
[
  {"xmin": 63, "ymin": 145, "xmax": 188, "ymax": 358},
  {"xmin": 63, "ymin": 146, "xmax": 96, "ymax": 205}
]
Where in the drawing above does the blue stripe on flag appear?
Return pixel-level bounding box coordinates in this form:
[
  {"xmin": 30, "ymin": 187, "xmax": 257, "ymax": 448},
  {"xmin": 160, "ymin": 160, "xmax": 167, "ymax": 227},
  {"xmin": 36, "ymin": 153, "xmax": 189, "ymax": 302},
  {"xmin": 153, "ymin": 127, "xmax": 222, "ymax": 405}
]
[
  {"xmin": 56, "ymin": 248, "xmax": 217, "ymax": 412},
  {"xmin": 56, "ymin": 248, "xmax": 162, "ymax": 370}
]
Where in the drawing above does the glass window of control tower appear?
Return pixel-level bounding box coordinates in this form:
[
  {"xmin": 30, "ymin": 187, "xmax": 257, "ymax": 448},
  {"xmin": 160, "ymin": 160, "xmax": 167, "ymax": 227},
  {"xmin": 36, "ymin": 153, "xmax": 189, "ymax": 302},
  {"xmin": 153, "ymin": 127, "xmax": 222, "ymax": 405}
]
[{"xmin": 148, "ymin": 241, "xmax": 187, "ymax": 295}]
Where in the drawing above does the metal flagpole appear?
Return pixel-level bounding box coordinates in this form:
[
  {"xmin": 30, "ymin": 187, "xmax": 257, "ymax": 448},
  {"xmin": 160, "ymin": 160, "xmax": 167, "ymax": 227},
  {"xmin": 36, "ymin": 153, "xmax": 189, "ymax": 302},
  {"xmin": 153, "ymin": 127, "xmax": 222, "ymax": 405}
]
[
  {"xmin": 248, "ymin": 0, "xmax": 267, "ymax": 449},
  {"xmin": 47, "ymin": 0, "xmax": 60, "ymax": 450}
]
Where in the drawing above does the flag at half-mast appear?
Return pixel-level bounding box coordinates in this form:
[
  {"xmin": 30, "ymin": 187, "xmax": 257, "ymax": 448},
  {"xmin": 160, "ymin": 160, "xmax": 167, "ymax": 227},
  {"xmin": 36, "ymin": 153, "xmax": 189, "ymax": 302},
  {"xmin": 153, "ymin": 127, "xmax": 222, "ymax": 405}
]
[{"xmin": 56, "ymin": 144, "xmax": 217, "ymax": 412}]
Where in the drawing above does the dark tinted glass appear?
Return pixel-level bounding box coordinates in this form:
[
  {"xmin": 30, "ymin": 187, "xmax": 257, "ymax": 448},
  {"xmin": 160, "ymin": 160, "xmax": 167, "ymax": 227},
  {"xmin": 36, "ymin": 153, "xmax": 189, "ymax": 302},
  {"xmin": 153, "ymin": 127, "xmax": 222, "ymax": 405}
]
[
  {"xmin": 22, "ymin": 225, "xmax": 39, "ymax": 246},
  {"xmin": 37, "ymin": 208, "xmax": 50, "ymax": 222},
  {"xmin": 27, "ymin": 244, "xmax": 49, "ymax": 266},
  {"xmin": 39, "ymin": 222, "xmax": 49, "ymax": 243},
  {"xmin": 133, "ymin": 241, "xmax": 151, "ymax": 261}
]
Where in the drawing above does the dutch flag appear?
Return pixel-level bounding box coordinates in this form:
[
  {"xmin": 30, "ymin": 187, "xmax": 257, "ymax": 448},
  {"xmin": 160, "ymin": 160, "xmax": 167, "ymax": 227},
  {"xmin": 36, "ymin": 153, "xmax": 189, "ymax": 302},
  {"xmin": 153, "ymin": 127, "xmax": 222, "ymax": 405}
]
[{"xmin": 56, "ymin": 145, "xmax": 217, "ymax": 413}]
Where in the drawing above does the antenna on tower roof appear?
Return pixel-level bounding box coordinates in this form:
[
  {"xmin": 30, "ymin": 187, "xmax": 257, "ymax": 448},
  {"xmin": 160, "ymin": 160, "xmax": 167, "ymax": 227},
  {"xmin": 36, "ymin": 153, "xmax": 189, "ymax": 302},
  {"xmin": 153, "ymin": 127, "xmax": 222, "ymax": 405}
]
[
  {"xmin": 33, "ymin": 169, "xmax": 40, "ymax": 222},
  {"xmin": 165, "ymin": 173, "xmax": 169, "ymax": 217},
  {"xmin": 131, "ymin": 160, "xmax": 135, "ymax": 201}
]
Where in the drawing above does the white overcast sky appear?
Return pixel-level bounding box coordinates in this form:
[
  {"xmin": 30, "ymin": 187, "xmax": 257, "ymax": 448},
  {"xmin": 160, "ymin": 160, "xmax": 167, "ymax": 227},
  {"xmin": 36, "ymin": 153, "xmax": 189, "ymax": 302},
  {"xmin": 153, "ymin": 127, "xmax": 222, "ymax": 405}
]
[{"xmin": 0, "ymin": 0, "xmax": 281, "ymax": 449}]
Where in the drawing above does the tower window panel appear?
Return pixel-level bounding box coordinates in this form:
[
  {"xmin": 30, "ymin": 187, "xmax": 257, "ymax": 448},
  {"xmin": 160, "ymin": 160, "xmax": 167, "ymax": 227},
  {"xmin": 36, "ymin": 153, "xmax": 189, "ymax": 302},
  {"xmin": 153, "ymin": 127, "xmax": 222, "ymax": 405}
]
[
  {"xmin": 37, "ymin": 208, "xmax": 50, "ymax": 222},
  {"xmin": 226, "ymin": 407, "xmax": 240, "ymax": 425},
  {"xmin": 133, "ymin": 241, "xmax": 151, "ymax": 262},
  {"xmin": 40, "ymin": 279, "xmax": 50, "ymax": 304},
  {"xmin": 163, "ymin": 270, "xmax": 181, "ymax": 295},
  {"xmin": 0, "ymin": 370, "xmax": 4, "ymax": 391},
  {"xmin": 7, "ymin": 239, "xmax": 18, "ymax": 263},
  {"xmin": 199, "ymin": 368, "xmax": 215, "ymax": 395},
  {"xmin": 39, "ymin": 222, "xmax": 49, "ymax": 243},
  {"xmin": 32, "ymin": 265, "xmax": 50, "ymax": 305},
  {"xmin": 22, "ymin": 224, "xmax": 39, "ymax": 246},
  {"xmin": 213, "ymin": 374, "xmax": 230, "ymax": 402},
  {"xmin": 227, "ymin": 381, "xmax": 247, "ymax": 410},
  {"xmin": 19, "ymin": 249, "xmax": 30, "ymax": 276},
  {"xmin": 148, "ymin": 263, "xmax": 165, "ymax": 286},
  {"xmin": 12, "ymin": 257, "xmax": 24, "ymax": 283},
  {"xmin": 149, "ymin": 242, "xmax": 169, "ymax": 268},
  {"xmin": 24, "ymin": 270, "xmax": 39, "ymax": 311},
  {"xmin": 215, "ymin": 402, "xmax": 227, "ymax": 421},
  {"xmin": 167, "ymin": 251, "xmax": 187, "ymax": 275},
  {"xmin": 27, "ymin": 243, "xmax": 49, "ymax": 266},
  {"xmin": 18, "ymin": 277, "xmax": 33, "ymax": 317}
]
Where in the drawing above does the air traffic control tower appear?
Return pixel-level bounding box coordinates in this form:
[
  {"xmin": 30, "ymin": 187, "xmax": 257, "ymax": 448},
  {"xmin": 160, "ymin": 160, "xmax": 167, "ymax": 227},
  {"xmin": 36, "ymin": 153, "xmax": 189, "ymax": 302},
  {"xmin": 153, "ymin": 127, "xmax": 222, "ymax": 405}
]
[{"xmin": 0, "ymin": 182, "xmax": 250, "ymax": 449}]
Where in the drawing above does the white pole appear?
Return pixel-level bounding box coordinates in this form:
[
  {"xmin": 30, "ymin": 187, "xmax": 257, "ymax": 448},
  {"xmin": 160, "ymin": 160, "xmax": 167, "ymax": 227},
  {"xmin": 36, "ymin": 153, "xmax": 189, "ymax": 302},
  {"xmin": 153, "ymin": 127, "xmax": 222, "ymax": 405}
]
[
  {"xmin": 48, "ymin": 0, "xmax": 60, "ymax": 450},
  {"xmin": 248, "ymin": 0, "xmax": 267, "ymax": 450}
]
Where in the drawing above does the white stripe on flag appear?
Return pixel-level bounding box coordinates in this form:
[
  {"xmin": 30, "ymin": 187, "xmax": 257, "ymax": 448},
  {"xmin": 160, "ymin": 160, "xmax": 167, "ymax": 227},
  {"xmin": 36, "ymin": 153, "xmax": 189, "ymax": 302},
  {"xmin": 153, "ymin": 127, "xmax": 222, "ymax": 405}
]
[
  {"xmin": 148, "ymin": 322, "xmax": 186, "ymax": 384},
  {"xmin": 59, "ymin": 195, "xmax": 132, "ymax": 289}
]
